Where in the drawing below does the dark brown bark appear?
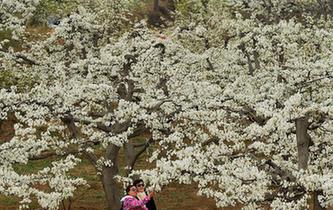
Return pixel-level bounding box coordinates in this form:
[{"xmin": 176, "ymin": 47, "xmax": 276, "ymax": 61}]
[
  {"xmin": 29, "ymin": 150, "xmax": 78, "ymax": 160},
  {"xmin": 265, "ymin": 160, "xmax": 296, "ymax": 182},
  {"xmin": 124, "ymin": 138, "xmax": 153, "ymax": 176},
  {"xmin": 102, "ymin": 144, "xmax": 121, "ymax": 210},
  {"xmin": 0, "ymin": 113, "xmax": 16, "ymax": 142},
  {"xmin": 62, "ymin": 116, "xmax": 122, "ymax": 210},
  {"xmin": 314, "ymin": 191, "xmax": 324, "ymax": 210},
  {"xmin": 124, "ymin": 142, "xmax": 135, "ymax": 176}
]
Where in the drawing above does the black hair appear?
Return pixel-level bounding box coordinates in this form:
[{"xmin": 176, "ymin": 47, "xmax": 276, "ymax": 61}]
[
  {"xmin": 126, "ymin": 184, "xmax": 135, "ymax": 194},
  {"xmin": 133, "ymin": 179, "xmax": 144, "ymax": 186}
]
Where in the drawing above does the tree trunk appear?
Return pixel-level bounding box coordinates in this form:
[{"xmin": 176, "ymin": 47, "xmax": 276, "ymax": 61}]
[
  {"xmin": 314, "ymin": 191, "xmax": 324, "ymax": 210},
  {"xmin": 295, "ymin": 117, "xmax": 311, "ymax": 170},
  {"xmin": 295, "ymin": 117, "xmax": 325, "ymax": 210},
  {"xmin": 153, "ymin": 0, "xmax": 160, "ymax": 12},
  {"xmin": 124, "ymin": 140, "xmax": 151, "ymax": 177},
  {"xmin": 101, "ymin": 145, "xmax": 122, "ymax": 210},
  {"xmin": 124, "ymin": 142, "xmax": 135, "ymax": 176}
]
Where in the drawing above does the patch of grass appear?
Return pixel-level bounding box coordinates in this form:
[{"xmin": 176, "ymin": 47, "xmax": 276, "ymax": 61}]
[
  {"xmin": 71, "ymin": 159, "xmax": 99, "ymax": 182},
  {"xmin": 0, "ymin": 69, "xmax": 40, "ymax": 91},
  {"xmin": 13, "ymin": 158, "xmax": 54, "ymax": 174},
  {"xmin": 0, "ymin": 195, "xmax": 18, "ymax": 206},
  {"xmin": 0, "ymin": 30, "xmax": 21, "ymax": 50},
  {"xmin": 29, "ymin": 0, "xmax": 79, "ymax": 26},
  {"xmin": 28, "ymin": 202, "xmax": 39, "ymax": 209}
]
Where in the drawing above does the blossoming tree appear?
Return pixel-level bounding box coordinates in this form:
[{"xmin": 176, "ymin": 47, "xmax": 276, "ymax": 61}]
[
  {"xmin": 137, "ymin": 1, "xmax": 333, "ymax": 209},
  {"xmin": 1, "ymin": 1, "xmax": 215, "ymax": 209},
  {"xmin": 1, "ymin": 0, "xmax": 333, "ymax": 210}
]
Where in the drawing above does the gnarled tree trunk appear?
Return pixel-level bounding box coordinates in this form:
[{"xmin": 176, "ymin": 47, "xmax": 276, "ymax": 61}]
[
  {"xmin": 102, "ymin": 145, "xmax": 122, "ymax": 210},
  {"xmin": 295, "ymin": 117, "xmax": 324, "ymax": 210}
]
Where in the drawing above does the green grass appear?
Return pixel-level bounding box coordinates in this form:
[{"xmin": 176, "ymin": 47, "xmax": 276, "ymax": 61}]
[
  {"xmin": 0, "ymin": 196, "xmax": 18, "ymax": 206},
  {"xmin": 0, "ymin": 69, "xmax": 40, "ymax": 91},
  {"xmin": 29, "ymin": 0, "xmax": 79, "ymax": 26},
  {"xmin": 71, "ymin": 156, "xmax": 99, "ymax": 182},
  {"xmin": 13, "ymin": 158, "xmax": 54, "ymax": 174},
  {"xmin": 0, "ymin": 30, "xmax": 21, "ymax": 50}
]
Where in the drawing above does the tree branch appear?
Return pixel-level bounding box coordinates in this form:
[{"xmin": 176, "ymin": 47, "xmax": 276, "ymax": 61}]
[
  {"xmin": 29, "ymin": 149, "xmax": 78, "ymax": 160},
  {"xmin": 264, "ymin": 159, "xmax": 296, "ymax": 182},
  {"xmin": 61, "ymin": 114, "xmax": 99, "ymax": 167},
  {"xmin": 124, "ymin": 138, "xmax": 154, "ymax": 176}
]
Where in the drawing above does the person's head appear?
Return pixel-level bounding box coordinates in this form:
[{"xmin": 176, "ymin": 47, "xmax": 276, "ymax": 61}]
[
  {"xmin": 133, "ymin": 179, "xmax": 145, "ymax": 193},
  {"xmin": 126, "ymin": 184, "xmax": 137, "ymax": 197}
]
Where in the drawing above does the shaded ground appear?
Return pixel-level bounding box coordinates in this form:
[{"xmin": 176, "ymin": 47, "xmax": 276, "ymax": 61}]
[{"xmin": 0, "ymin": 114, "xmax": 15, "ymax": 142}]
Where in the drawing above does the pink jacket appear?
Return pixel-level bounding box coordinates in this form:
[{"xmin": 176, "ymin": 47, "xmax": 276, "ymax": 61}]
[{"xmin": 121, "ymin": 195, "xmax": 150, "ymax": 210}]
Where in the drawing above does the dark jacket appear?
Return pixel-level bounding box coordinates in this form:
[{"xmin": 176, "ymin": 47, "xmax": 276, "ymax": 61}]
[
  {"xmin": 135, "ymin": 192, "xmax": 157, "ymax": 210},
  {"xmin": 146, "ymin": 197, "xmax": 157, "ymax": 210}
]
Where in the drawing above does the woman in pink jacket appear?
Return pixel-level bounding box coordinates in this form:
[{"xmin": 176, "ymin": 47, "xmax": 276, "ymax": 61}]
[{"xmin": 121, "ymin": 184, "xmax": 155, "ymax": 210}]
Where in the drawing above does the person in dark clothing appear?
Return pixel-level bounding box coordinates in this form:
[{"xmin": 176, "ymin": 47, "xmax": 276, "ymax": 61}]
[{"xmin": 133, "ymin": 179, "xmax": 157, "ymax": 210}]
